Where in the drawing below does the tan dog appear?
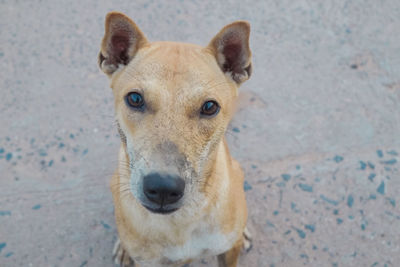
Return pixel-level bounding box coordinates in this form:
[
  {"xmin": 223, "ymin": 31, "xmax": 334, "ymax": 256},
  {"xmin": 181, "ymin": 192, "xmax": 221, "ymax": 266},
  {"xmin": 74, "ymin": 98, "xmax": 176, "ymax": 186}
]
[{"xmin": 98, "ymin": 11, "xmax": 252, "ymax": 267}]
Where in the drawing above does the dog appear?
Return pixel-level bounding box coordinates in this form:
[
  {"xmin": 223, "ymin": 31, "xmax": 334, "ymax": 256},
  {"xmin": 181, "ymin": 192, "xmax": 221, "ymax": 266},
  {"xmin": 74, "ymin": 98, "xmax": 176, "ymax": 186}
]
[{"xmin": 98, "ymin": 11, "xmax": 252, "ymax": 267}]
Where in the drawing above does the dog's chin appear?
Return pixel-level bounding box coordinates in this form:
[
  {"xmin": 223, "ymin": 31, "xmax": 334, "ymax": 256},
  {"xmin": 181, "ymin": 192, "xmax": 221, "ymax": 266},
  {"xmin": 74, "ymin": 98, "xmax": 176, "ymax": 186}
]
[{"xmin": 143, "ymin": 205, "xmax": 179, "ymax": 215}]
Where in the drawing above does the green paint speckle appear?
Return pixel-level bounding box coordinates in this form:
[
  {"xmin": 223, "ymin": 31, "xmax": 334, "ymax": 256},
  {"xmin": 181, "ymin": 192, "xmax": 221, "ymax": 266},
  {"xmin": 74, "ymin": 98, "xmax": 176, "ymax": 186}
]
[
  {"xmin": 38, "ymin": 149, "xmax": 47, "ymax": 157},
  {"xmin": 32, "ymin": 204, "xmax": 42, "ymax": 210},
  {"xmin": 281, "ymin": 174, "xmax": 291, "ymax": 181},
  {"xmin": 367, "ymin": 161, "xmax": 375, "ymax": 169},
  {"xmin": 291, "ymin": 202, "xmax": 300, "ymax": 213},
  {"xmin": 359, "ymin": 161, "xmax": 367, "ymax": 170},
  {"xmin": 347, "ymin": 195, "xmax": 354, "ymax": 207},
  {"xmin": 298, "ymin": 183, "xmax": 313, "ymax": 192},
  {"xmin": 368, "ymin": 173, "xmax": 376, "ymax": 182},
  {"xmin": 266, "ymin": 220, "xmax": 275, "ymax": 228},
  {"xmin": 5, "ymin": 153, "xmax": 12, "ymax": 161},
  {"xmin": 293, "ymin": 227, "xmax": 306, "ymax": 239},
  {"xmin": 300, "ymin": 254, "xmax": 308, "ymax": 259},
  {"xmin": 100, "ymin": 221, "xmax": 111, "ymax": 230},
  {"xmin": 320, "ymin": 195, "xmax": 339, "ymax": 206},
  {"xmin": 381, "ymin": 159, "xmax": 397, "ymax": 165},
  {"xmin": 333, "ymin": 155, "xmax": 344, "ymax": 163},
  {"xmin": 377, "ymin": 181, "xmax": 385, "ymax": 195},
  {"xmin": 305, "ymin": 224, "xmax": 315, "ymax": 232},
  {"xmin": 387, "ymin": 198, "xmax": 396, "ymax": 207},
  {"xmin": 0, "ymin": 243, "xmax": 6, "ymax": 253},
  {"xmin": 0, "ymin": 211, "xmax": 11, "ymax": 216},
  {"xmin": 243, "ymin": 181, "xmax": 252, "ymax": 191}
]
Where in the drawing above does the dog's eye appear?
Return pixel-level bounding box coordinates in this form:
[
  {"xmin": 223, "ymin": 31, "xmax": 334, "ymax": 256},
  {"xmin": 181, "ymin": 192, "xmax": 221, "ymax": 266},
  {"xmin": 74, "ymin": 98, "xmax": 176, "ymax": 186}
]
[
  {"xmin": 126, "ymin": 92, "xmax": 145, "ymax": 109},
  {"xmin": 201, "ymin": 100, "xmax": 220, "ymax": 117}
]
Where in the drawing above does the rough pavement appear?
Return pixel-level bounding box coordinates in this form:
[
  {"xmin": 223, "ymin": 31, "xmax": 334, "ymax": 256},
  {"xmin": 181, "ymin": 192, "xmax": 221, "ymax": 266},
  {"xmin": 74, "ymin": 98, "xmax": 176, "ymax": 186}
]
[{"xmin": 1, "ymin": 0, "xmax": 399, "ymax": 266}]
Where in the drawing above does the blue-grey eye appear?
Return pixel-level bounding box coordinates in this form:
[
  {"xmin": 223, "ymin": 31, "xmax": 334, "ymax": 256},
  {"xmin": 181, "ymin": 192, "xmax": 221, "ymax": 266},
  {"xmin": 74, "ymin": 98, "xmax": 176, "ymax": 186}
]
[
  {"xmin": 201, "ymin": 100, "xmax": 220, "ymax": 116},
  {"xmin": 126, "ymin": 92, "xmax": 144, "ymax": 109}
]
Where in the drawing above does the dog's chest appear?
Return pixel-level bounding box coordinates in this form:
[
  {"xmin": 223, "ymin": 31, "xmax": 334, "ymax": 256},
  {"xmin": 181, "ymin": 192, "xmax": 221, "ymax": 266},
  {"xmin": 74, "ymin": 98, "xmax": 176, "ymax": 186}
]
[
  {"xmin": 132, "ymin": 225, "xmax": 237, "ymax": 267},
  {"xmin": 163, "ymin": 226, "xmax": 236, "ymax": 262}
]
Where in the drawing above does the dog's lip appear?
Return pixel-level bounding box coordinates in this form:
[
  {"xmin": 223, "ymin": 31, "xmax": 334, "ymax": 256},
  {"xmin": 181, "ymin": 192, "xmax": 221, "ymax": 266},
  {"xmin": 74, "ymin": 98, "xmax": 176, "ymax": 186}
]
[{"xmin": 143, "ymin": 205, "xmax": 179, "ymax": 215}]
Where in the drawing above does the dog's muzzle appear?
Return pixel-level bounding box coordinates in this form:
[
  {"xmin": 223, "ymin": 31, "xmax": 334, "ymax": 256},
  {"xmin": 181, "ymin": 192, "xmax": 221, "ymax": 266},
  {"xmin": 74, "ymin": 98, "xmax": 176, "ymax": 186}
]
[{"xmin": 142, "ymin": 173, "xmax": 185, "ymax": 214}]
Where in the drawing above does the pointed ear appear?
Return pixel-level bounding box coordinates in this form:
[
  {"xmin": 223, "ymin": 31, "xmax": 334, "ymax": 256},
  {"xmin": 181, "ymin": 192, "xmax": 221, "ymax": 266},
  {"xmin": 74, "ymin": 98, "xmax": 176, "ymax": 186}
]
[
  {"xmin": 98, "ymin": 12, "xmax": 148, "ymax": 76},
  {"xmin": 207, "ymin": 21, "xmax": 252, "ymax": 84}
]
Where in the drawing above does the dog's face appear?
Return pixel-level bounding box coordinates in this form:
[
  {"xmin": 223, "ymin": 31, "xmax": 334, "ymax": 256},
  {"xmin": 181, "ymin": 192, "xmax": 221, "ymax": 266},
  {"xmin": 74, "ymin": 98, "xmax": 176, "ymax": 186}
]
[{"xmin": 99, "ymin": 12, "xmax": 251, "ymax": 214}]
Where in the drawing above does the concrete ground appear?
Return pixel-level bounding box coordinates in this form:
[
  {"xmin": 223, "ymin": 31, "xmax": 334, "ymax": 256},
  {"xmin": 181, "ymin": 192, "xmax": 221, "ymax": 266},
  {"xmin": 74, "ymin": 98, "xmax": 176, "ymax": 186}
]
[{"xmin": 1, "ymin": 0, "xmax": 399, "ymax": 266}]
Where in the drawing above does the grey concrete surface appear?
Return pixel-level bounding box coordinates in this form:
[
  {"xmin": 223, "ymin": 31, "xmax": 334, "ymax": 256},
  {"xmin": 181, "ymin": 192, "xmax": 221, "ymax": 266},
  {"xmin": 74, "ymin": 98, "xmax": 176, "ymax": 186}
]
[{"xmin": 1, "ymin": 0, "xmax": 400, "ymax": 266}]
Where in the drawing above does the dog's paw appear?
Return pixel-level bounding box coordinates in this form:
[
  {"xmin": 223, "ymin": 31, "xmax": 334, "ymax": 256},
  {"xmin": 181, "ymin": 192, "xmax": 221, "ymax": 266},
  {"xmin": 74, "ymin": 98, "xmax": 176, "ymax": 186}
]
[
  {"xmin": 243, "ymin": 226, "xmax": 253, "ymax": 253},
  {"xmin": 112, "ymin": 239, "xmax": 135, "ymax": 267}
]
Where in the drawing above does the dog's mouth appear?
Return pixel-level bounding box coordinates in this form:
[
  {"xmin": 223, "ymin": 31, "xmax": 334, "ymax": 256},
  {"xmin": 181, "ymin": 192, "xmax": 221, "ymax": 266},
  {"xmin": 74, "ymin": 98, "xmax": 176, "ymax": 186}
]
[{"xmin": 143, "ymin": 205, "xmax": 179, "ymax": 215}]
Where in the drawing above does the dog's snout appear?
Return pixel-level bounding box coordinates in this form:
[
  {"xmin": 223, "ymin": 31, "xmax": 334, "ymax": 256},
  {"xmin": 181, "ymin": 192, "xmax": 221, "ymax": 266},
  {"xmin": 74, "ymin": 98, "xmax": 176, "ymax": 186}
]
[{"xmin": 143, "ymin": 173, "xmax": 185, "ymax": 205}]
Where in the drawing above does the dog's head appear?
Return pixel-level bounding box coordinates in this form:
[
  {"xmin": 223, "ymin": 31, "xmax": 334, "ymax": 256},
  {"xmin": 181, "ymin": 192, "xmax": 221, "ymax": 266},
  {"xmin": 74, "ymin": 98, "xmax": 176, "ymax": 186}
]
[{"xmin": 99, "ymin": 12, "xmax": 251, "ymax": 215}]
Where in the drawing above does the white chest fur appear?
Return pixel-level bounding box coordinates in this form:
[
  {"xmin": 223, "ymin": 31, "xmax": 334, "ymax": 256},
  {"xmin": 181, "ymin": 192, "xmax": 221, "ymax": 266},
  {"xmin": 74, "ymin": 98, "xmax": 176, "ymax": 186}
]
[
  {"xmin": 130, "ymin": 220, "xmax": 238, "ymax": 267},
  {"xmin": 163, "ymin": 226, "xmax": 236, "ymax": 262}
]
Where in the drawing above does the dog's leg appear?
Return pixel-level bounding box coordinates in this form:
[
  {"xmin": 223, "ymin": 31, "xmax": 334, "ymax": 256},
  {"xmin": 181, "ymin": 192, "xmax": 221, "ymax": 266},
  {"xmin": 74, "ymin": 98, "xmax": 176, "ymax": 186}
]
[
  {"xmin": 243, "ymin": 226, "xmax": 253, "ymax": 252},
  {"xmin": 217, "ymin": 238, "xmax": 243, "ymax": 267},
  {"xmin": 112, "ymin": 238, "xmax": 136, "ymax": 267}
]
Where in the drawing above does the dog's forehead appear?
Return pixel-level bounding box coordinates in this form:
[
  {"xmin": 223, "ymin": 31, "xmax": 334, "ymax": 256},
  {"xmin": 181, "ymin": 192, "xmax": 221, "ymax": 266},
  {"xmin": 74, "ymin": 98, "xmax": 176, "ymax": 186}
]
[
  {"xmin": 112, "ymin": 42, "xmax": 227, "ymax": 93},
  {"xmin": 139, "ymin": 41, "xmax": 214, "ymax": 73}
]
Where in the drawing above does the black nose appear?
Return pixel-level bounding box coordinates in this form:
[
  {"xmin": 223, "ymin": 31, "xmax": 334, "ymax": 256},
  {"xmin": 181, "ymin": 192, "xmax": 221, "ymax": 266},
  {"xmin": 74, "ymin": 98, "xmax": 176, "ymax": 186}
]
[{"xmin": 143, "ymin": 173, "xmax": 185, "ymax": 205}]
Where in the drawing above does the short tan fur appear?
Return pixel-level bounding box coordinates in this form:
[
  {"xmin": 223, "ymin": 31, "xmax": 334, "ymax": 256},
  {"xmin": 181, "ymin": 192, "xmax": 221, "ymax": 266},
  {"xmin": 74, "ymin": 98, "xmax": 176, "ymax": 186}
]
[{"xmin": 99, "ymin": 11, "xmax": 252, "ymax": 267}]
